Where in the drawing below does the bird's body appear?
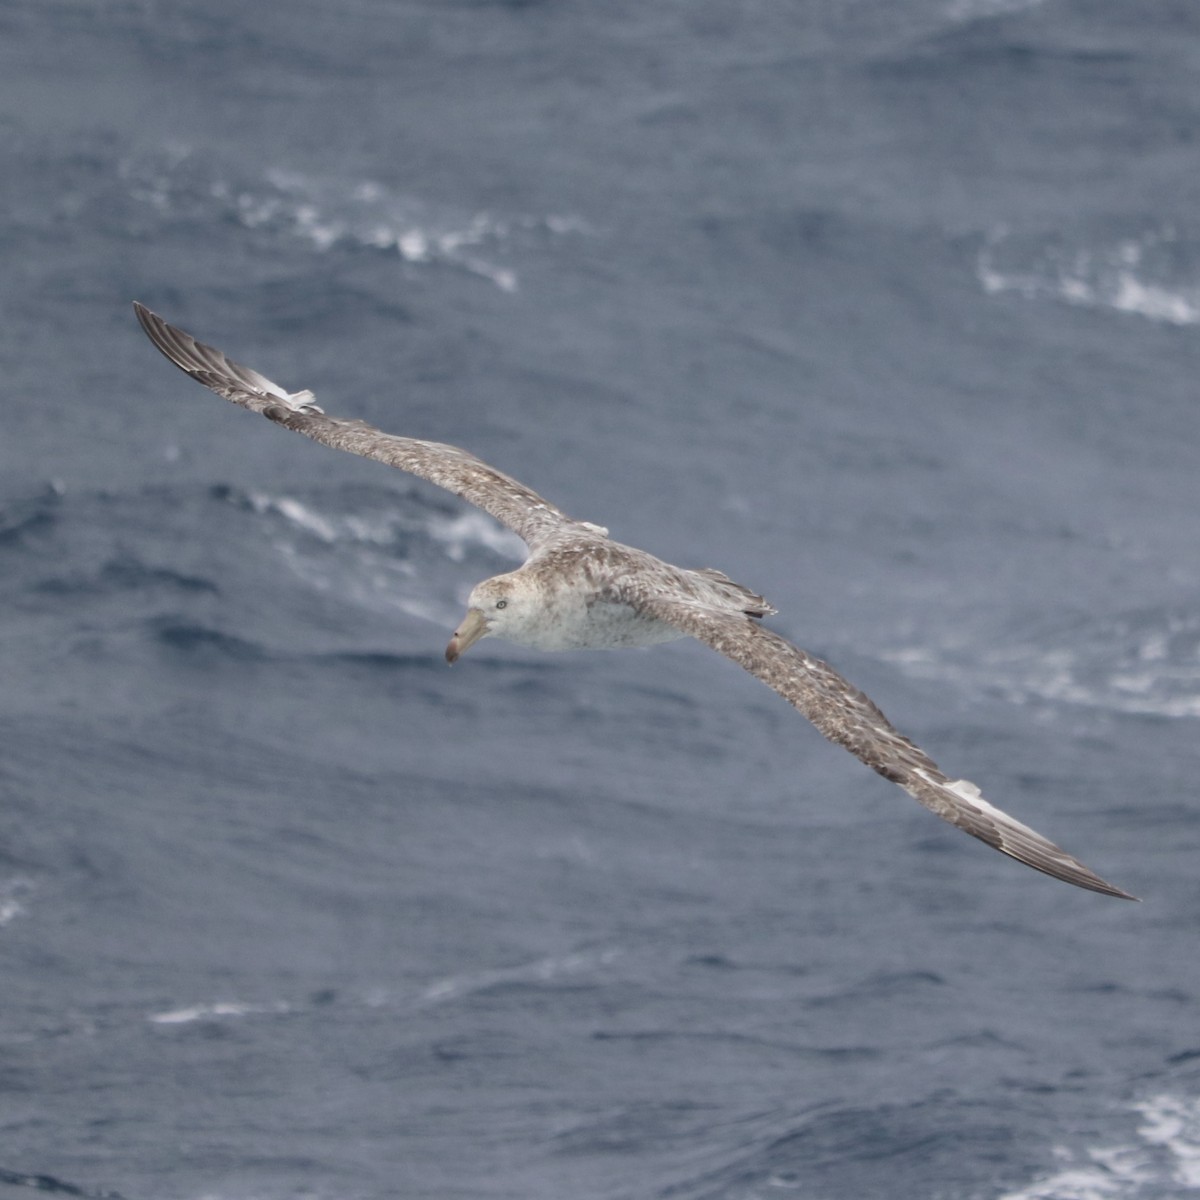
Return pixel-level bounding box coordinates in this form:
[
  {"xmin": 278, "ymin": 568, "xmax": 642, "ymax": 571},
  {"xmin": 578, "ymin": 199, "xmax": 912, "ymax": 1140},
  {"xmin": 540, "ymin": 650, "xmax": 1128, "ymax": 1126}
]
[
  {"xmin": 133, "ymin": 302, "xmax": 1136, "ymax": 901},
  {"xmin": 493, "ymin": 575, "xmax": 682, "ymax": 652},
  {"xmin": 480, "ymin": 540, "xmax": 774, "ymax": 653}
]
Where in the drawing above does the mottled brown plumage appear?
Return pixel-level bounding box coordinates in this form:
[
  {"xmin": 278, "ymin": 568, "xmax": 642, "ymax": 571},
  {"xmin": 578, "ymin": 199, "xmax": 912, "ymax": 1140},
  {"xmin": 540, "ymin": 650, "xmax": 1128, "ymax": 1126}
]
[{"xmin": 134, "ymin": 302, "xmax": 1136, "ymax": 901}]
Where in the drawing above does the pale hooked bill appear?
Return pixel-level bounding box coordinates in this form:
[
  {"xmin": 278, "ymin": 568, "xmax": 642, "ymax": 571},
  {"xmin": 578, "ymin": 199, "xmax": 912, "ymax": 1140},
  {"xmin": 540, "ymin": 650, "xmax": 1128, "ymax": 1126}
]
[{"xmin": 133, "ymin": 302, "xmax": 1137, "ymax": 901}]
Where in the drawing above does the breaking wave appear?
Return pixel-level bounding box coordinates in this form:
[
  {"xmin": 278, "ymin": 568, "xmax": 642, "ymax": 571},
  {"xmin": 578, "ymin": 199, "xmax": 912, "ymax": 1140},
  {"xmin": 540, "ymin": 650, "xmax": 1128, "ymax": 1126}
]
[
  {"xmin": 120, "ymin": 145, "xmax": 590, "ymax": 293},
  {"xmin": 884, "ymin": 608, "xmax": 1200, "ymax": 720},
  {"xmin": 977, "ymin": 226, "xmax": 1200, "ymax": 326},
  {"xmin": 997, "ymin": 1094, "xmax": 1200, "ymax": 1200}
]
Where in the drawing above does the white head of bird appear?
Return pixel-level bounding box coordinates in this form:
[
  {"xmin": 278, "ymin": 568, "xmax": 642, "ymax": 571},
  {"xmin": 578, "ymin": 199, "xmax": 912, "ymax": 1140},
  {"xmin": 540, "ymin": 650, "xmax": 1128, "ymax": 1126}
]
[{"xmin": 445, "ymin": 574, "xmax": 528, "ymax": 662}]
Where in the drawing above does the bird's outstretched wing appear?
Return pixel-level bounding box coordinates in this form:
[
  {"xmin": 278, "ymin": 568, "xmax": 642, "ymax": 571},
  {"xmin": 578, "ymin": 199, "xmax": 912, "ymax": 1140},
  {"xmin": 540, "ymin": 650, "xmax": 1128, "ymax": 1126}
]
[
  {"xmin": 133, "ymin": 303, "xmax": 582, "ymax": 550},
  {"xmin": 618, "ymin": 589, "xmax": 1135, "ymax": 899}
]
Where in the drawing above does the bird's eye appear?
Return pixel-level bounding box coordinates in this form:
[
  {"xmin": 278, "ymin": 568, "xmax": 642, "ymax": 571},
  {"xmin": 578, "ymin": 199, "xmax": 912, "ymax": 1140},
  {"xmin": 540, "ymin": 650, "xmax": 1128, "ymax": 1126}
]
[{"xmin": 495, "ymin": 599, "xmax": 508, "ymax": 610}]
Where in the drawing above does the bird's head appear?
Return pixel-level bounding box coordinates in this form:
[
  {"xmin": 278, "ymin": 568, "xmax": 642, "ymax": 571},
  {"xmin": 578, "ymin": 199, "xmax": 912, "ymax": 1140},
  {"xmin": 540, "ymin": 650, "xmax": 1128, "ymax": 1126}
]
[{"xmin": 445, "ymin": 575, "xmax": 523, "ymax": 663}]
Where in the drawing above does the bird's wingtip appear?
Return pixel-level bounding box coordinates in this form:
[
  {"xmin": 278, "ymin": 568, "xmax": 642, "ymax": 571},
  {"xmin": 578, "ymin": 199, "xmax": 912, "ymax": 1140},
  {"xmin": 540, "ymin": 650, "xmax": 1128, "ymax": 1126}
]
[{"xmin": 132, "ymin": 300, "xmax": 157, "ymax": 336}]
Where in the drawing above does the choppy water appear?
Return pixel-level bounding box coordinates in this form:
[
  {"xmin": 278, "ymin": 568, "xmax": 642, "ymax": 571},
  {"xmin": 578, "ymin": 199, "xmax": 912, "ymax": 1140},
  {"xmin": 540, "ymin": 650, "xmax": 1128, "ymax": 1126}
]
[{"xmin": 3, "ymin": 2, "xmax": 1200, "ymax": 1198}]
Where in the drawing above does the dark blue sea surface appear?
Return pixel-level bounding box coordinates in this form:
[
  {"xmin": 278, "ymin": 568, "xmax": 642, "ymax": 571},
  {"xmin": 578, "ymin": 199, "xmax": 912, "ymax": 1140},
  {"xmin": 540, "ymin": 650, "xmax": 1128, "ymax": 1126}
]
[{"xmin": 3, "ymin": 2, "xmax": 1200, "ymax": 1197}]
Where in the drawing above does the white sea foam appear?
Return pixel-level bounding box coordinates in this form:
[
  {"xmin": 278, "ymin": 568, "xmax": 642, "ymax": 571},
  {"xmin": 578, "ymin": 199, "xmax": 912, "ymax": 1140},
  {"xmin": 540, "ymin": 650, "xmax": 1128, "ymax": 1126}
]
[
  {"xmin": 246, "ymin": 491, "xmax": 411, "ymax": 548},
  {"xmin": 883, "ymin": 610, "xmax": 1200, "ymax": 721},
  {"xmin": 0, "ymin": 878, "xmax": 32, "ymax": 927},
  {"xmin": 237, "ymin": 490, "xmax": 522, "ymax": 625},
  {"xmin": 256, "ymin": 494, "xmax": 342, "ymax": 543},
  {"xmin": 996, "ymin": 1094, "xmax": 1200, "ymax": 1200},
  {"xmin": 149, "ymin": 1000, "xmax": 291, "ymax": 1025},
  {"xmin": 245, "ymin": 490, "xmax": 523, "ymax": 563},
  {"xmin": 977, "ymin": 227, "xmax": 1200, "ymax": 326},
  {"xmin": 418, "ymin": 947, "xmax": 621, "ymax": 1007},
  {"xmin": 121, "ymin": 148, "xmax": 589, "ymax": 293},
  {"xmin": 427, "ymin": 509, "xmax": 525, "ymax": 563}
]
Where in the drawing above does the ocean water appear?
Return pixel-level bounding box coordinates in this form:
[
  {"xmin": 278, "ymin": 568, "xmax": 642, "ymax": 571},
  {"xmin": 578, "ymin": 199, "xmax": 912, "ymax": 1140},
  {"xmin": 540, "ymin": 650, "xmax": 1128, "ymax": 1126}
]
[{"xmin": 2, "ymin": 2, "xmax": 1200, "ymax": 1198}]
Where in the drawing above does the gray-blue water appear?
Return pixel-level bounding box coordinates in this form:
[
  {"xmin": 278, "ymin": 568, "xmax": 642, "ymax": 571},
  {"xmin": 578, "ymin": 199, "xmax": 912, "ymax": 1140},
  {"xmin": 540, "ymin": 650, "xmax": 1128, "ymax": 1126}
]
[{"xmin": 3, "ymin": 2, "xmax": 1199, "ymax": 1198}]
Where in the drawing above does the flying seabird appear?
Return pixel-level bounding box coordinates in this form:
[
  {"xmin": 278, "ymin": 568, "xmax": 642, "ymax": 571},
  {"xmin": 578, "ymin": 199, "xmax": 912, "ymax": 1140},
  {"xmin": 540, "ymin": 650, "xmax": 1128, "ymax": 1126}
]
[{"xmin": 133, "ymin": 302, "xmax": 1136, "ymax": 901}]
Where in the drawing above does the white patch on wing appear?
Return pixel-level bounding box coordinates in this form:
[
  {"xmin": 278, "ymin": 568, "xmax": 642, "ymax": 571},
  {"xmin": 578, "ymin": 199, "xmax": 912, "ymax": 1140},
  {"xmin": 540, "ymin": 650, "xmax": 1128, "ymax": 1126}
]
[
  {"xmin": 936, "ymin": 774, "xmax": 1047, "ymax": 842},
  {"xmin": 946, "ymin": 777, "xmax": 980, "ymax": 799},
  {"xmin": 285, "ymin": 388, "xmax": 323, "ymax": 413},
  {"xmin": 237, "ymin": 363, "xmax": 292, "ymax": 401}
]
